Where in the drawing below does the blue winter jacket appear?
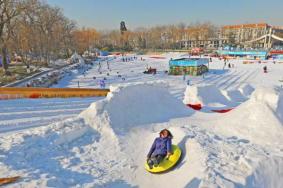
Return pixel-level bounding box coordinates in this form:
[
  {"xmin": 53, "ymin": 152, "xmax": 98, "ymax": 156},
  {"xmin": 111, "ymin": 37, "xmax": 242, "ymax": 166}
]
[{"xmin": 147, "ymin": 137, "xmax": 172, "ymax": 158}]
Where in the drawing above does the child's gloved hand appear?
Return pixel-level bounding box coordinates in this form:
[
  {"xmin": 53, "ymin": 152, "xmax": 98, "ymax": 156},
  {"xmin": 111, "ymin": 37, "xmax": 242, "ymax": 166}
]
[
  {"xmin": 167, "ymin": 152, "xmax": 172, "ymax": 156},
  {"xmin": 166, "ymin": 152, "xmax": 172, "ymax": 159}
]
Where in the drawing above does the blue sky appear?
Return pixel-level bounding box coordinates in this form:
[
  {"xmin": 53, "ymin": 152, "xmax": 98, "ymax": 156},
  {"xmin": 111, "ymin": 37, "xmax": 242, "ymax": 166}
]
[{"xmin": 46, "ymin": 0, "xmax": 283, "ymax": 30}]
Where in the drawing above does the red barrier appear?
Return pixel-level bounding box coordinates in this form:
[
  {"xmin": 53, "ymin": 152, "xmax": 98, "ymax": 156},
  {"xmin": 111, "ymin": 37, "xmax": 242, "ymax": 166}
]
[
  {"xmin": 186, "ymin": 104, "xmax": 233, "ymax": 113},
  {"xmin": 29, "ymin": 93, "xmax": 41, "ymax": 99},
  {"xmin": 211, "ymin": 108, "xmax": 233, "ymax": 113},
  {"xmin": 186, "ymin": 104, "xmax": 202, "ymax": 110}
]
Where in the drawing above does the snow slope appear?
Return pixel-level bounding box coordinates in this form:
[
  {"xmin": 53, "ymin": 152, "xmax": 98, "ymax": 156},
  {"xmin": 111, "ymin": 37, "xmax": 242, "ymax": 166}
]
[
  {"xmin": 0, "ymin": 97, "xmax": 102, "ymax": 133},
  {"xmin": 1, "ymin": 82, "xmax": 283, "ymax": 187},
  {"xmin": 80, "ymin": 82, "xmax": 193, "ymax": 135}
]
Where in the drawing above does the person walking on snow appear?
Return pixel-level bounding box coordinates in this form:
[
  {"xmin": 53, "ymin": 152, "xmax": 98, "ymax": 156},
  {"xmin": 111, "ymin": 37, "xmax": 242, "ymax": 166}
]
[
  {"xmin": 187, "ymin": 79, "xmax": 190, "ymax": 86},
  {"xmin": 183, "ymin": 70, "xmax": 186, "ymax": 81},
  {"xmin": 107, "ymin": 61, "xmax": 110, "ymax": 70},
  {"xmin": 147, "ymin": 129, "xmax": 173, "ymax": 169},
  {"xmin": 263, "ymin": 66, "xmax": 267, "ymax": 73},
  {"xmin": 99, "ymin": 80, "xmax": 106, "ymax": 89}
]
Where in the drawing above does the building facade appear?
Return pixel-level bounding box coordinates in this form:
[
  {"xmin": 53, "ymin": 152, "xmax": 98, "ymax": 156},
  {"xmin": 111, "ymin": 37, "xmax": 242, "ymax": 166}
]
[
  {"xmin": 221, "ymin": 23, "xmax": 283, "ymax": 48},
  {"xmin": 221, "ymin": 23, "xmax": 270, "ymax": 48},
  {"xmin": 180, "ymin": 38, "xmax": 228, "ymax": 49},
  {"xmin": 179, "ymin": 23, "xmax": 283, "ymax": 50}
]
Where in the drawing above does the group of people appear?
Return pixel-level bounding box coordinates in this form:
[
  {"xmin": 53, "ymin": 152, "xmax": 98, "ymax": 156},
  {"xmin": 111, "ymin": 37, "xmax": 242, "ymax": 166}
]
[
  {"xmin": 122, "ymin": 56, "xmax": 138, "ymax": 62},
  {"xmin": 223, "ymin": 59, "xmax": 235, "ymax": 69}
]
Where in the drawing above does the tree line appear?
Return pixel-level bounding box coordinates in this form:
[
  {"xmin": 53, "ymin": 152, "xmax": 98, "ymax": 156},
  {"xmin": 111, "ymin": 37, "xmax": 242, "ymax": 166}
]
[
  {"xmin": 1, "ymin": 0, "xmax": 219, "ymax": 75},
  {"xmin": 0, "ymin": 0, "xmax": 75, "ymax": 75},
  {"xmin": 75, "ymin": 22, "xmax": 218, "ymax": 53}
]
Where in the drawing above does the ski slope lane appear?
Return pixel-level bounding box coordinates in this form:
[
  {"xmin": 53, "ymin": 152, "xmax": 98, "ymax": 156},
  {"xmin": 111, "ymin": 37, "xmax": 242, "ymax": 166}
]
[{"xmin": 0, "ymin": 97, "xmax": 103, "ymax": 133}]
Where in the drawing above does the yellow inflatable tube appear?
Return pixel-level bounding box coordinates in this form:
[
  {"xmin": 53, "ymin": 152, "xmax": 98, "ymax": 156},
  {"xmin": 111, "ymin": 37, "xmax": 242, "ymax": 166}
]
[{"xmin": 145, "ymin": 145, "xmax": 182, "ymax": 173}]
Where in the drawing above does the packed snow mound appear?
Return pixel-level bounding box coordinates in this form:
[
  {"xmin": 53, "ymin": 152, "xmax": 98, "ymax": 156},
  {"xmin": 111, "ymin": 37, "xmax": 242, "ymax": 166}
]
[
  {"xmin": 80, "ymin": 82, "xmax": 193, "ymax": 135},
  {"xmin": 245, "ymin": 157, "xmax": 283, "ymax": 188},
  {"xmin": 226, "ymin": 89, "xmax": 247, "ymax": 103},
  {"xmin": 213, "ymin": 88, "xmax": 283, "ymax": 146},
  {"xmin": 183, "ymin": 85, "xmax": 233, "ymax": 107},
  {"xmin": 50, "ymin": 59, "xmax": 69, "ymax": 67},
  {"xmin": 70, "ymin": 52, "xmax": 85, "ymax": 64},
  {"xmin": 250, "ymin": 87, "xmax": 280, "ymax": 110},
  {"xmin": 277, "ymin": 92, "xmax": 283, "ymax": 123},
  {"xmin": 239, "ymin": 84, "xmax": 255, "ymax": 97}
]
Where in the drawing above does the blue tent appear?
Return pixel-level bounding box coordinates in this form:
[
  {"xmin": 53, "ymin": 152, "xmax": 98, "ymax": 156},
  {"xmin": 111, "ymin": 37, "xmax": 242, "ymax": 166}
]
[
  {"xmin": 169, "ymin": 58, "xmax": 209, "ymax": 76},
  {"xmin": 169, "ymin": 58, "xmax": 209, "ymax": 67},
  {"xmin": 100, "ymin": 51, "xmax": 109, "ymax": 56}
]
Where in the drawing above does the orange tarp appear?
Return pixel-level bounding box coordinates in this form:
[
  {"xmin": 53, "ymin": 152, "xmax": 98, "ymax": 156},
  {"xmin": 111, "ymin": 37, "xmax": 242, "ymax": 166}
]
[{"xmin": 0, "ymin": 87, "xmax": 109, "ymax": 100}]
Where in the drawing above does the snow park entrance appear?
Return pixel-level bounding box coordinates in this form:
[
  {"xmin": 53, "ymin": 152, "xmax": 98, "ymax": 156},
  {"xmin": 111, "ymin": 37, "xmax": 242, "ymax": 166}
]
[{"xmin": 169, "ymin": 58, "xmax": 209, "ymax": 76}]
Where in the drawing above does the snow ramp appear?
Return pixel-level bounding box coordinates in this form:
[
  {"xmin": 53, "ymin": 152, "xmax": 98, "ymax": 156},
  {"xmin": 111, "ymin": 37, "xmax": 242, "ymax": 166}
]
[
  {"xmin": 183, "ymin": 84, "xmax": 249, "ymax": 112},
  {"xmin": 183, "ymin": 85, "xmax": 231, "ymax": 107},
  {"xmin": 211, "ymin": 87, "xmax": 283, "ymax": 146},
  {"xmin": 80, "ymin": 82, "xmax": 193, "ymax": 136}
]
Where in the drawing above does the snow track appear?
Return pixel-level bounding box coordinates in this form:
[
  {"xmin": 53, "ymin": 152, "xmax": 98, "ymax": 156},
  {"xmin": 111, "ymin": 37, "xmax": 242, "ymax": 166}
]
[{"xmin": 0, "ymin": 98, "xmax": 102, "ymax": 133}]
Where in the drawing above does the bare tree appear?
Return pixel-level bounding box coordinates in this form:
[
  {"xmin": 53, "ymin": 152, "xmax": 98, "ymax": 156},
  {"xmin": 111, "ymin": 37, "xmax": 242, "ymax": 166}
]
[{"xmin": 0, "ymin": 0, "xmax": 23, "ymax": 74}]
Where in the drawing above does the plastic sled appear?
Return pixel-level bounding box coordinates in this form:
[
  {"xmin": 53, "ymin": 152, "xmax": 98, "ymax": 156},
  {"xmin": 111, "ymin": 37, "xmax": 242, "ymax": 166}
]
[{"xmin": 145, "ymin": 145, "xmax": 182, "ymax": 173}]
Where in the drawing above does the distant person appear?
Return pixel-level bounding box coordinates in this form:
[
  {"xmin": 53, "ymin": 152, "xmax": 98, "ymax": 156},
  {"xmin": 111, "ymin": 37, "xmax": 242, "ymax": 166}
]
[
  {"xmin": 187, "ymin": 79, "xmax": 190, "ymax": 86},
  {"xmin": 107, "ymin": 61, "xmax": 110, "ymax": 70},
  {"xmin": 98, "ymin": 62, "xmax": 102, "ymax": 72},
  {"xmin": 223, "ymin": 61, "xmax": 227, "ymax": 70},
  {"xmin": 228, "ymin": 63, "xmax": 231, "ymax": 68},
  {"xmin": 147, "ymin": 129, "xmax": 173, "ymax": 169},
  {"xmin": 263, "ymin": 66, "xmax": 267, "ymax": 73},
  {"xmin": 99, "ymin": 80, "xmax": 106, "ymax": 88}
]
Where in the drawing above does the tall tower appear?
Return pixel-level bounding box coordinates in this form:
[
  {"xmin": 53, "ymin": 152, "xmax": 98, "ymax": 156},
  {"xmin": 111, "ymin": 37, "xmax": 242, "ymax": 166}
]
[
  {"xmin": 120, "ymin": 21, "xmax": 127, "ymax": 35},
  {"xmin": 120, "ymin": 21, "xmax": 129, "ymax": 50}
]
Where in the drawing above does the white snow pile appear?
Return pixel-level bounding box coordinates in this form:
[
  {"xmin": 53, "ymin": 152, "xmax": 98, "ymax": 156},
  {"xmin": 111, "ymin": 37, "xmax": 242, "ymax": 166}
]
[
  {"xmin": 239, "ymin": 84, "xmax": 255, "ymax": 97},
  {"xmin": 50, "ymin": 59, "xmax": 69, "ymax": 67},
  {"xmin": 276, "ymin": 91, "xmax": 283, "ymax": 123},
  {"xmin": 70, "ymin": 52, "xmax": 85, "ymax": 64},
  {"xmin": 208, "ymin": 87, "xmax": 283, "ymax": 146},
  {"xmin": 183, "ymin": 85, "xmax": 235, "ymax": 107},
  {"xmin": 80, "ymin": 82, "xmax": 193, "ymax": 136},
  {"xmin": 183, "ymin": 84, "xmax": 257, "ymax": 109},
  {"xmin": 245, "ymin": 157, "xmax": 283, "ymax": 188}
]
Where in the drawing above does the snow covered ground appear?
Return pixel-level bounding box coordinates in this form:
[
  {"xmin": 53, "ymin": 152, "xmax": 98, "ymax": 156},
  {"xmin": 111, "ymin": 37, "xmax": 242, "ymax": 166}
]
[
  {"xmin": 0, "ymin": 53, "xmax": 283, "ymax": 187},
  {"xmin": 0, "ymin": 97, "xmax": 102, "ymax": 133}
]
